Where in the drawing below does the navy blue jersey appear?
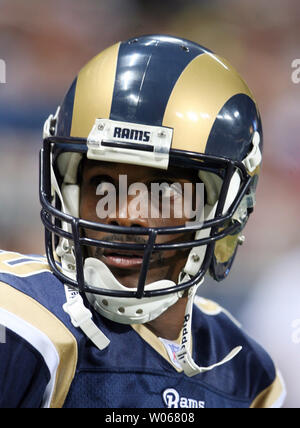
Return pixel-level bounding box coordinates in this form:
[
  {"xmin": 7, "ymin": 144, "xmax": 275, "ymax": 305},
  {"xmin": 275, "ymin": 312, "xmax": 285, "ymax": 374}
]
[{"xmin": 0, "ymin": 250, "xmax": 285, "ymax": 408}]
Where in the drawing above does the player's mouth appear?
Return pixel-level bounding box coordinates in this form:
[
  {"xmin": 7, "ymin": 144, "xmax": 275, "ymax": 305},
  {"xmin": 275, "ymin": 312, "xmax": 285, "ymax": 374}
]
[{"xmin": 101, "ymin": 248, "xmax": 145, "ymax": 269}]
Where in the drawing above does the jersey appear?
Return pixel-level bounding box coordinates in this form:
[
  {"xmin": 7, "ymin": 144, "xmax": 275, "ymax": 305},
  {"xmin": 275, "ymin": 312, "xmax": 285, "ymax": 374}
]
[{"xmin": 0, "ymin": 250, "xmax": 285, "ymax": 408}]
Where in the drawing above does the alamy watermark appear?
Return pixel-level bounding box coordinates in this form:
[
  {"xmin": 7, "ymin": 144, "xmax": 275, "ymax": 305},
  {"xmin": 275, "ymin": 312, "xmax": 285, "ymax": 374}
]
[
  {"xmin": 0, "ymin": 59, "xmax": 6, "ymax": 83},
  {"xmin": 95, "ymin": 175, "xmax": 205, "ymax": 226},
  {"xmin": 291, "ymin": 319, "xmax": 300, "ymax": 345},
  {"xmin": 291, "ymin": 59, "xmax": 300, "ymax": 84}
]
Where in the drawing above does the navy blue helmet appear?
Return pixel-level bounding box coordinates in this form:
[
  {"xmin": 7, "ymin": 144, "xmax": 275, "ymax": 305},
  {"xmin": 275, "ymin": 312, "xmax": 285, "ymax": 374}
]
[{"xmin": 40, "ymin": 35, "xmax": 262, "ymax": 324}]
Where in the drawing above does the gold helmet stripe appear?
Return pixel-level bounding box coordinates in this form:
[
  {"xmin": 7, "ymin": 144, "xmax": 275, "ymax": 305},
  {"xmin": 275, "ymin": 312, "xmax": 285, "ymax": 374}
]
[
  {"xmin": 70, "ymin": 42, "xmax": 121, "ymax": 138},
  {"xmin": 163, "ymin": 52, "xmax": 254, "ymax": 153}
]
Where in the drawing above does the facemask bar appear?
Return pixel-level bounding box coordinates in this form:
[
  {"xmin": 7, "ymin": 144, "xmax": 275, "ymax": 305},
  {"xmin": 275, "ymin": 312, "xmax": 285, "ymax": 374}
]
[{"xmin": 40, "ymin": 136, "xmax": 253, "ymax": 299}]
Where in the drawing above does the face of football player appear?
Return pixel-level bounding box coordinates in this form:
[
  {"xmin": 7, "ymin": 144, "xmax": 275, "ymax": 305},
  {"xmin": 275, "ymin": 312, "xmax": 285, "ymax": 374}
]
[{"xmin": 79, "ymin": 159, "xmax": 200, "ymax": 289}]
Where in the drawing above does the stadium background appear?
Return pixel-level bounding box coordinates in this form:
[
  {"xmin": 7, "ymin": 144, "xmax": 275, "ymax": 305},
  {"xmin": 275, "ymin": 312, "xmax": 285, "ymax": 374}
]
[{"xmin": 0, "ymin": 0, "xmax": 299, "ymax": 407}]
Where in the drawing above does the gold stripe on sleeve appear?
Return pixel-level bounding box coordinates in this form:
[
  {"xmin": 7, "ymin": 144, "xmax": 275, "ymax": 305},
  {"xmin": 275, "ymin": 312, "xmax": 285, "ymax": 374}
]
[
  {"xmin": 250, "ymin": 371, "xmax": 286, "ymax": 408},
  {"xmin": 0, "ymin": 281, "xmax": 77, "ymax": 408}
]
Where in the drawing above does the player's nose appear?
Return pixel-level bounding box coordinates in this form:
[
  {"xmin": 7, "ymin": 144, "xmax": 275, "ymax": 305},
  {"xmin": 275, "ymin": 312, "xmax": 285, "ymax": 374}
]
[{"xmin": 107, "ymin": 193, "xmax": 149, "ymax": 229}]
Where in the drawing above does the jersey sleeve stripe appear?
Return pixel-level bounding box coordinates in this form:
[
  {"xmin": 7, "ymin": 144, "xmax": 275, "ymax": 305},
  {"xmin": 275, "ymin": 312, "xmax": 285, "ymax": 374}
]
[
  {"xmin": 0, "ymin": 251, "xmax": 50, "ymax": 277},
  {"xmin": 0, "ymin": 281, "xmax": 78, "ymax": 408},
  {"xmin": 250, "ymin": 370, "xmax": 286, "ymax": 408},
  {"xmin": 0, "ymin": 307, "xmax": 58, "ymax": 407}
]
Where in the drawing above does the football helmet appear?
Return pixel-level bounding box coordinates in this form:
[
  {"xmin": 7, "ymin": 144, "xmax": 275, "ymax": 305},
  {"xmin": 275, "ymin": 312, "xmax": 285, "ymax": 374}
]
[{"xmin": 40, "ymin": 35, "xmax": 262, "ymax": 333}]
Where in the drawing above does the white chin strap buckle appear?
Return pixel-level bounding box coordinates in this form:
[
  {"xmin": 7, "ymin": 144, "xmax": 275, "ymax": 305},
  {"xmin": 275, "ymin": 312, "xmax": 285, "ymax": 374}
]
[{"xmin": 63, "ymin": 286, "xmax": 110, "ymax": 351}]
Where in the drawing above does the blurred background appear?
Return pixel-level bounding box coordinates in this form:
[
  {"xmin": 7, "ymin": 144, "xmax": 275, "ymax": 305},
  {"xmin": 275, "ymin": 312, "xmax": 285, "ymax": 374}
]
[{"xmin": 0, "ymin": 0, "xmax": 299, "ymax": 407}]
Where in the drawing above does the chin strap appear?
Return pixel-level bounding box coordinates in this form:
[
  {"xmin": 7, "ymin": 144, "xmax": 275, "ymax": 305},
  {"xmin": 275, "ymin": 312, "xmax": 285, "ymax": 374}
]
[
  {"xmin": 63, "ymin": 272, "xmax": 241, "ymax": 373},
  {"xmin": 63, "ymin": 285, "xmax": 110, "ymax": 350},
  {"xmin": 175, "ymin": 284, "xmax": 242, "ymax": 377}
]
